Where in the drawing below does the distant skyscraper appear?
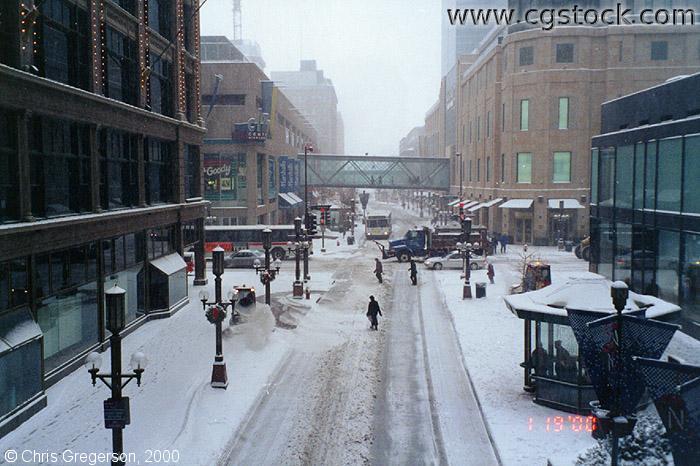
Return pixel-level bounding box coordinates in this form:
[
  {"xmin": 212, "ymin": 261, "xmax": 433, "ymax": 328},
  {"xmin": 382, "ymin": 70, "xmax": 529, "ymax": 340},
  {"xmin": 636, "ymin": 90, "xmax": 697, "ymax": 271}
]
[{"xmin": 441, "ymin": 0, "xmax": 504, "ymax": 76}]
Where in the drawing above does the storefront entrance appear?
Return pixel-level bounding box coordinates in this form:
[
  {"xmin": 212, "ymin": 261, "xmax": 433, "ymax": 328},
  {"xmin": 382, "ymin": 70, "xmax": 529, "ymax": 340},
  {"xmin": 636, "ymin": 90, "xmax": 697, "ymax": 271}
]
[{"xmin": 515, "ymin": 214, "xmax": 533, "ymax": 244}]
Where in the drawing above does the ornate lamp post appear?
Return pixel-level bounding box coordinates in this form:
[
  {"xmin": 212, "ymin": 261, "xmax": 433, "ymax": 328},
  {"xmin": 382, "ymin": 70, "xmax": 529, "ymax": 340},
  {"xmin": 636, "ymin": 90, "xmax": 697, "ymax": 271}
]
[
  {"xmin": 198, "ymin": 246, "xmax": 238, "ymax": 389},
  {"xmin": 85, "ymin": 285, "xmax": 147, "ymax": 466},
  {"xmin": 254, "ymin": 228, "xmax": 282, "ymax": 305},
  {"xmin": 287, "ymin": 217, "xmax": 308, "ymax": 298},
  {"xmin": 456, "ymin": 241, "xmax": 473, "ymax": 299},
  {"xmin": 609, "ymin": 281, "xmax": 629, "ymax": 466}
]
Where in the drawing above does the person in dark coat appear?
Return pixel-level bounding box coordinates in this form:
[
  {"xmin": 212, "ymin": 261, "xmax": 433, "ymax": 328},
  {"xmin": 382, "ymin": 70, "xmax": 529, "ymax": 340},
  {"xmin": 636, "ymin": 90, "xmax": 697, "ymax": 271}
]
[
  {"xmin": 531, "ymin": 342, "xmax": 550, "ymax": 376},
  {"xmin": 409, "ymin": 259, "xmax": 418, "ymax": 285},
  {"xmin": 367, "ymin": 295, "xmax": 382, "ymax": 330},
  {"xmin": 487, "ymin": 262, "xmax": 495, "ymax": 284},
  {"xmin": 491, "ymin": 235, "xmax": 499, "ymax": 255},
  {"xmin": 555, "ymin": 340, "xmax": 577, "ymax": 381},
  {"xmin": 500, "ymin": 234, "xmax": 509, "ymax": 253},
  {"xmin": 374, "ymin": 258, "xmax": 384, "ymax": 284}
]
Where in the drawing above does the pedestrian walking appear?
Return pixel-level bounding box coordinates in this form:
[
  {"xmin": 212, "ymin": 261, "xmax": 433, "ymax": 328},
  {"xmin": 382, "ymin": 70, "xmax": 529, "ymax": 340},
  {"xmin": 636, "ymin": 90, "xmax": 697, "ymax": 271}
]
[
  {"xmin": 487, "ymin": 262, "xmax": 495, "ymax": 284},
  {"xmin": 367, "ymin": 295, "xmax": 382, "ymax": 330},
  {"xmin": 500, "ymin": 233, "xmax": 509, "ymax": 253},
  {"xmin": 409, "ymin": 259, "xmax": 418, "ymax": 286},
  {"xmin": 491, "ymin": 235, "xmax": 499, "ymax": 255},
  {"xmin": 374, "ymin": 258, "xmax": 384, "ymax": 284}
]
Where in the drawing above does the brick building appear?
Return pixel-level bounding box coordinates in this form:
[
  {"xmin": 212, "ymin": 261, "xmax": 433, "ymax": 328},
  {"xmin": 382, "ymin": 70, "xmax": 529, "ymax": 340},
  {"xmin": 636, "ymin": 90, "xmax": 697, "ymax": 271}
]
[
  {"xmin": 454, "ymin": 24, "xmax": 700, "ymax": 244},
  {"xmin": 201, "ymin": 36, "xmax": 318, "ymax": 227},
  {"xmin": 0, "ymin": 0, "xmax": 207, "ymax": 436}
]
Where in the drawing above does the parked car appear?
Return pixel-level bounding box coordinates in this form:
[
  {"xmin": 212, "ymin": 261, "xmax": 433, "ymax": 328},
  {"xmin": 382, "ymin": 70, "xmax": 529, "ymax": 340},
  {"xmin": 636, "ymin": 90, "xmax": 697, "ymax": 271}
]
[
  {"xmin": 424, "ymin": 251, "xmax": 486, "ymax": 270},
  {"xmin": 223, "ymin": 249, "xmax": 265, "ymax": 268}
]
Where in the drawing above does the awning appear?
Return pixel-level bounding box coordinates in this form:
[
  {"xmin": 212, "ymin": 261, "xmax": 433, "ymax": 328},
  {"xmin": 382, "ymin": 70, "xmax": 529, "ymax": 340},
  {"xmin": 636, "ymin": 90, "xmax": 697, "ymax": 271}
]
[
  {"xmin": 447, "ymin": 198, "xmax": 463, "ymax": 207},
  {"xmin": 548, "ymin": 198, "xmax": 584, "ymax": 209},
  {"xmin": 287, "ymin": 192, "xmax": 303, "ymax": 204},
  {"xmin": 499, "ymin": 199, "xmax": 533, "ymax": 209},
  {"xmin": 278, "ymin": 193, "xmax": 301, "ymax": 208},
  {"xmin": 469, "ymin": 198, "xmax": 503, "ymax": 212},
  {"xmin": 151, "ymin": 253, "xmax": 186, "ymax": 275},
  {"xmin": 0, "ymin": 309, "xmax": 42, "ymax": 355}
]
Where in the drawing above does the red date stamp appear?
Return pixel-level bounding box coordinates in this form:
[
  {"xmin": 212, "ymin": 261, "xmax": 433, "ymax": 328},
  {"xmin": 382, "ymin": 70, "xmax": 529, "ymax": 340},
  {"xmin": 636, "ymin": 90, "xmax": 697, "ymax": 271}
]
[{"xmin": 527, "ymin": 415, "xmax": 597, "ymax": 432}]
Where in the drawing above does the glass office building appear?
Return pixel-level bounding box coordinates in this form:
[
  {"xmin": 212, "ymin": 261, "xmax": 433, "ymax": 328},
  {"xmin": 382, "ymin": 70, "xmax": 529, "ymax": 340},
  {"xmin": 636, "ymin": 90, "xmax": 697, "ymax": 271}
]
[{"xmin": 590, "ymin": 73, "xmax": 700, "ymax": 339}]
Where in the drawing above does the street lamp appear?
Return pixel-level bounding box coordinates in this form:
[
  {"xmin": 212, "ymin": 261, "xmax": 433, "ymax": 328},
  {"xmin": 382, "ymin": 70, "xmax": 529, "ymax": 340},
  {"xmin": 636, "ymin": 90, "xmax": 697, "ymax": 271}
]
[
  {"xmin": 199, "ymin": 284, "xmax": 238, "ymax": 389},
  {"xmin": 254, "ymin": 229, "xmax": 282, "ymax": 305},
  {"xmin": 456, "ymin": 242, "xmax": 473, "ymax": 299},
  {"xmin": 85, "ymin": 285, "xmax": 147, "ymax": 466},
  {"xmin": 609, "ymin": 281, "xmax": 629, "ymax": 466},
  {"xmin": 287, "ymin": 217, "xmax": 308, "ymax": 298}
]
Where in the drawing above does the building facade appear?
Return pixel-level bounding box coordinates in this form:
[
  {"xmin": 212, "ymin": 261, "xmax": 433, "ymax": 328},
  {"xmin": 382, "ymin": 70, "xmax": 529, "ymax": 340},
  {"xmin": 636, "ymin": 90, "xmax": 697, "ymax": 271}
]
[
  {"xmin": 454, "ymin": 24, "xmax": 700, "ymax": 244},
  {"xmin": 399, "ymin": 126, "xmax": 425, "ymax": 157},
  {"xmin": 0, "ymin": 0, "xmax": 207, "ymax": 436},
  {"xmin": 201, "ymin": 37, "xmax": 317, "ymax": 227},
  {"xmin": 591, "ymin": 73, "xmax": 700, "ymax": 340},
  {"xmin": 271, "ymin": 60, "xmax": 343, "ymax": 154}
]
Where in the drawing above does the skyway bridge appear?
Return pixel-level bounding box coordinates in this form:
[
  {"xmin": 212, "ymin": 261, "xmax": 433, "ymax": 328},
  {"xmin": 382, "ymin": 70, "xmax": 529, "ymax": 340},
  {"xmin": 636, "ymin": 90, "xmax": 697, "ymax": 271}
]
[{"xmin": 301, "ymin": 153, "xmax": 450, "ymax": 190}]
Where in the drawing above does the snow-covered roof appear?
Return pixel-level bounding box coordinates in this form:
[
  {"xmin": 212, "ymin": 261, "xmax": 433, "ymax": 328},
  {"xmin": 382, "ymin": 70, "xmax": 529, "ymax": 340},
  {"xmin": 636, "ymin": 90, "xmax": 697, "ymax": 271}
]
[
  {"xmin": 0, "ymin": 309, "xmax": 42, "ymax": 354},
  {"xmin": 503, "ymin": 276, "xmax": 681, "ymax": 322},
  {"xmin": 499, "ymin": 199, "xmax": 533, "ymax": 209},
  {"xmin": 150, "ymin": 253, "xmax": 187, "ymax": 275},
  {"xmin": 547, "ymin": 199, "xmax": 584, "ymax": 209},
  {"xmin": 287, "ymin": 192, "xmax": 303, "ymax": 203}
]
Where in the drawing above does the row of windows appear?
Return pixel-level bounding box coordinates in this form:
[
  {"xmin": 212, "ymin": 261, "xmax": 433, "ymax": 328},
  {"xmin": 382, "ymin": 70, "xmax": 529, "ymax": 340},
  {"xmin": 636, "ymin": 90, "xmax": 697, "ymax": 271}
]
[
  {"xmin": 517, "ymin": 39, "xmax": 678, "ymax": 68},
  {"xmin": 462, "ymin": 97, "xmax": 569, "ymax": 145},
  {"xmin": 592, "ymin": 135, "xmax": 700, "ymax": 215},
  {"xmin": 1, "ymin": 111, "xmax": 199, "ymax": 223},
  {"xmin": 463, "ymin": 151, "xmax": 572, "ymax": 184}
]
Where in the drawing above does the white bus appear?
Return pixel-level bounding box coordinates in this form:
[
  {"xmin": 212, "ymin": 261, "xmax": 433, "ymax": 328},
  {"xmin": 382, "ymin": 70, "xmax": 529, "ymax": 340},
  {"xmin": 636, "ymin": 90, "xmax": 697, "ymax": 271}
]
[
  {"xmin": 365, "ymin": 211, "xmax": 392, "ymax": 240},
  {"xmin": 204, "ymin": 225, "xmax": 312, "ymax": 260}
]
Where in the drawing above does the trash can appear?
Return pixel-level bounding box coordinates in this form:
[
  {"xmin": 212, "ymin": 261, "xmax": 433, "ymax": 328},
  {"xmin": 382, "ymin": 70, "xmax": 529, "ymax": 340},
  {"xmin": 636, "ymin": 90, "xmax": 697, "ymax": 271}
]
[
  {"xmin": 475, "ymin": 282, "xmax": 487, "ymax": 298},
  {"xmin": 347, "ymin": 236, "xmax": 355, "ymax": 245},
  {"xmin": 565, "ymin": 241, "xmax": 574, "ymax": 252}
]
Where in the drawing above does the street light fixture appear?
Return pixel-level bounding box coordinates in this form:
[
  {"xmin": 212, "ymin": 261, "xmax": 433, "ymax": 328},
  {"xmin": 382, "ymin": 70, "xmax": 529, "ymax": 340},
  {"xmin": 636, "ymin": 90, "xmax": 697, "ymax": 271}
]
[
  {"xmin": 199, "ymin": 283, "xmax": 239, "ymax": 389},
  {"xmin": 288, "ymin": 217, "xmax": 308, "ymax": 297},
  {"xmin": 86, "ymin": 285, "xmax": 147, "ymax": 466},
  {"xmin": 456, "ymin": 242, "xmax": 473, "ymax": 299},
  {"xmin": 254, "ymin": 229, "xmax": 282, "ymax": 305}
]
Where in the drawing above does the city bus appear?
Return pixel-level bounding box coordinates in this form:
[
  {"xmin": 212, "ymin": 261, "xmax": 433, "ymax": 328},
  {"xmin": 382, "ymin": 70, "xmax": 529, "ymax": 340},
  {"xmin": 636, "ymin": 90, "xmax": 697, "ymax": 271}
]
[
  {"xmin": 365, "ymin": 211, "xmax": 392, "ymax": 240},
  {"xmin": 205, "ymin": 225, "xmax": 311, "ymax": 260}
]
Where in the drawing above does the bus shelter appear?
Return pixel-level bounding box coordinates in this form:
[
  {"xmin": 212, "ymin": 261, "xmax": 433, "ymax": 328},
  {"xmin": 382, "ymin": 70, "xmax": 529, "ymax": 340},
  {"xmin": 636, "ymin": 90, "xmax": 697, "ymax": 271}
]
[{"xmin": 503, "ymin": 276, "xmax": 680, "ymax": 414}]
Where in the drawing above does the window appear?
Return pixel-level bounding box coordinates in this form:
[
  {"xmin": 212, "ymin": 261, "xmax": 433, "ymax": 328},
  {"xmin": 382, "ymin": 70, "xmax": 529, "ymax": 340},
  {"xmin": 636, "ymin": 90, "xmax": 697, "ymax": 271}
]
[
  {"xmin": 487, "ymin": 111, "xmax": 491, "ymax": 137},
  {"xmin": 520, "ymin": 99, "xmax": 530, "ymax": 131},
  {"xmin": 145, "ymin": 138, "xmax": 173, "ymax": 204},
  {"xmin": 519, "ymin": 46, "xmax": 534, "ymax": 66},
  {"xmin": 555, "ymin": 43, "xmax": 574, "ymax": 63},
  {"xmin": 656, "ymin": 138, "xmax": 682, "ymax": 212},
  {"xmin": 0, "ymin": 259, "xmax": 29, "ymax": 311},
  {"xmin": 633, "ymin": 142, "xmax": 645, "ymax": 211},
  {"xmin": 656, "ymin": 230, "xmax": 679, "ymax": 301},
  {"xmin": 486, "ymin": 157, "xmax": 491, "ymax": 182},
  {"xmin": 257, "ymin": 153, "xmax": 265, "ymax": 205},
  {"xmin": 558, "ymin": 97, "xmax": 569, "ymax": 129},
  {"xmin": 185, "ymin": 145, "xmax": 200, "ymax": 199},
  {"xmin": 614, "ymin": 146, "xmax": 634, "ymax": 208},
  {"xmin": 553, "ymin": 151, "xmax": 571, "ymax": 183},
  {"xmin": 29, "ymin": 116, "xmax": 91, "ymax": 218},
  {"xmin": 477, "ymin": 116, "xmax": 481, "ymax": 140},
  {"xmin": 148, "ymin": 54, "xmax": 172, "ymax": 116},
  {"xmin": 147, "ymin": 0, "xmax": 172, "ymax": 40},
  {"xmin": 598, "ymin": 147, "xmax": 615, "ymax": 207},
  {"xmin": 104, "ymin": 27, "xmax": 138, "ymax": 105},
  {"xmin": 36, "ymin": 0, "xmax": 90, "ymax": 90},
  {"xmin": 469, "ymin": 160, "xmax": 472, "ymax": 182},
  {"xmin": 100, "ymin": 129, "xmax": 139, "ymax": 210},
  {"xmin": 201, "ymin": 94, "xmax": 246, "ymax": 106},
  {"xmin": 477, "ymin": 159, "xmax": 481, "ymax": 182},
  {"xmin": 591, "ymin": 148, "xmax": 599, "ymax": 204},
  {"xmin": 500, "ymin": 153, "xmax": 505, "ymax": 182},
  {"xmin": 651, "ymin": 41, "xmax": 668, "ymax": 60},
  {"xmin": 268, "ymin": 158, "xmax": 277, "ymax": 201},
  {"xmin": 683, "ymin": 135, "xmax": 700, "ymax": 214},
  {"xmin": 502, "ymin": 103, "xmax": 505, "ymax": 131},
  {"xmin": 645, "ymin": 141, "xmax": 657, "ymax": 211},
  {"xmin": 0, "ymin": 109, "xmax": 19, "ymax": 223},
  {"xmin": 114, "ymin": 0, "xmax": 137, "ymax": 15},
  {"xmin": 681, "ymin": 233, "xmax": 700, "ymax": 313},
  {"xmin": 0, "ymin": 3, "xmax": 17, "ymax": 67},
  {"xmin": 517, "ymin": 153, "xmax": 532, "ymax": 183}
]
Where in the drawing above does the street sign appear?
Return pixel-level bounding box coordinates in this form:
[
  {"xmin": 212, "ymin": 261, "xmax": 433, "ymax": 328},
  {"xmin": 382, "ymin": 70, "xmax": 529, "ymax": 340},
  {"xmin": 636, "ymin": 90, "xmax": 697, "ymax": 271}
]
[{"xmin": 104, "ymin": 397, "xmax": 131, "ymax": 429}]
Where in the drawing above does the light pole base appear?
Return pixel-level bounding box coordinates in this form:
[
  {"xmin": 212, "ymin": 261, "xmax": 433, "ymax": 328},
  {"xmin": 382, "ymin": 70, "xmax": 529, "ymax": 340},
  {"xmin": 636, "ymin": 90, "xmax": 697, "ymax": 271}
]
[
  {"xmin": 463, "ymin": 283, "xmax": 472, "ymax": 299},
  {"xmin": 293, "ymin": 281, "xmax": 304, "ymax": 298},
  {"xmin": 193, "ymin": 278, "xmax": 208, "ymax": 286},
  {"xmin": 321, "ymin": 248, "xmax": 326, "ymax": 252},
  {"xmin": 211, "ymin": 360, "xmax": 228, "ymax": 389}
]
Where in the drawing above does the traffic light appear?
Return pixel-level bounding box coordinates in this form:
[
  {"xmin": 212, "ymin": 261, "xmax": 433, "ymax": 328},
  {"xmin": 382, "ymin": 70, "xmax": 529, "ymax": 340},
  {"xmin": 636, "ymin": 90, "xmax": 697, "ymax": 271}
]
[
  {"xmin": 359, "ymin": 191, "xmax": 369, "ymax": 210},
  {"xmin": 305, "ymin": 212, "xmax": 318, "ymax": 236},
  {"xmin": 461, "ymin": 217, "xmax": 472, "ymax": 236},
  {"xmin": 319, "ymin": 208, "xmax": 331, "ymax": 226}
]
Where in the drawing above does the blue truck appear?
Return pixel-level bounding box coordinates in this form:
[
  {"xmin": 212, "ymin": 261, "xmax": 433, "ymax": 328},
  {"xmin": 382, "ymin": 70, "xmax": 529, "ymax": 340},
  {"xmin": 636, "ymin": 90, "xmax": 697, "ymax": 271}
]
[{"xmin": 375, "ymin": 225, "xmax": 488, "ymax": 262}]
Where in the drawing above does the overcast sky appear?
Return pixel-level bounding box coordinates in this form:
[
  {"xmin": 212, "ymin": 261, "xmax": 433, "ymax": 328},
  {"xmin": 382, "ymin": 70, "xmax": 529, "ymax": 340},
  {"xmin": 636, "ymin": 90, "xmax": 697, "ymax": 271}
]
[{"xmin": 200, "ymin": 0, "xmax": 442, "ymax": 155}]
